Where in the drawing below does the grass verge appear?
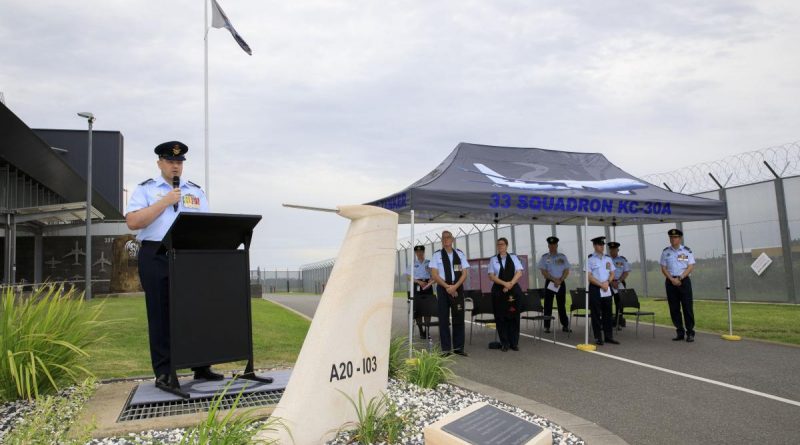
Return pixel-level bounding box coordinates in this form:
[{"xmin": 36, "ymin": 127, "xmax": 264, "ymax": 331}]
[{"xmin": 85, "ymin": 295, "xmax": 310, "ymax": 379}]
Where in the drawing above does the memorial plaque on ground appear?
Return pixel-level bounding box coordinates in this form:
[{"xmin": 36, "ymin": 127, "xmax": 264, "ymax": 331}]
[{"xmin": 441, "ymin": 404, "xmax": 544, "ymax": 445}]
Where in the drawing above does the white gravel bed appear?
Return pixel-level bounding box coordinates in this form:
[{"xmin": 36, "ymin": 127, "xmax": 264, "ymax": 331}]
[
  {"xmin": 327, "ymin": 379, "xmax": 584, "ymax": 445},
  {"xmin": 1, "ymin": 378, "xmax": 583, "ymax": 444}
]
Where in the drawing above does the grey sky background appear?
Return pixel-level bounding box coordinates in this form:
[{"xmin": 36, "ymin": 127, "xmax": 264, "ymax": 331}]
[{"xmin": 1, "ymin": 0, "xmax": 798, "ymax": 268}]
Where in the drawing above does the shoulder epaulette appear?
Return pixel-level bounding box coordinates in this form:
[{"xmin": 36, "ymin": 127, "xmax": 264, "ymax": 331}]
[
  {"xmin": 433, "ymin": 250, "xmax": 441, "ymax": 255},
  {"xmin": 187, "ymin": 181, "xmax": 202, "ymax": 188},
  {"xmin": 139, "ymin": 178, "xmax": 155, "ymax": 186},
  {"xmin": 662, "ymin": 246, "xmax": 670, "ymax": 251},
  {"xmin": 540, "ymin": 253, "xmax": 548, "ymax": 258},
  {"xmin": 455, "ymin": 248, "xmax": 464, "ymax": 253},
  {"xmin": 619, "ymin": 256, "xmax": 628, "ymax": 261},
  {"xmin": 587, "ymin": 254, "xmax": 592, "ymax": 258},
  {"xmin": 684, "ymin": 246, "xmax": 692, "ymax": 253}
]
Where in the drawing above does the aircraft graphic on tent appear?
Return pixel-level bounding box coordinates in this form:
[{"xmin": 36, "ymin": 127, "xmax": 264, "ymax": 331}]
[
  {"xmin": 69, "ymin": 274, "xmax": 83, "ymax": 281},
  {"xmin": 471, "ymin": 163, "xmax": 648, "ymax": 195},
  {"xmin": 93, "ymin": 252, "xmax": 111, "ymax": 272},
  {"xmin": 45, "ymin": 256, "xmax": 62, "ymax": 269},
  {"xmin": 62, "ymin": 241, "xmax": 85, "ymax": 266}
]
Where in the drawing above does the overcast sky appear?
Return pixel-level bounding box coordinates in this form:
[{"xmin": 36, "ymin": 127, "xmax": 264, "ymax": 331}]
[{"xmin": 2, "ymin": 0, "xmax": 798, "ymax": 269}]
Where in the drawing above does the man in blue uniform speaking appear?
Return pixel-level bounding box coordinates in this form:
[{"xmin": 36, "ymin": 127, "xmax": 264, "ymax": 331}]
[
  {"xmin": 660, "ymin": 228, "xmax": 697, "ymax": 342},
  {"xmin": 125, "ymin": 141, "xmax": 224, "ymax": 393}
]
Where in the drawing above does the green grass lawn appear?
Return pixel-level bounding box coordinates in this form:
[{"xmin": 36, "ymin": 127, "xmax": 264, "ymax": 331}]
[
  {"xmin": 85, "ymin": 295, "xmax": 310, "ymax": 379},
  {"xmin": 635, "ymin": 296, "xmax": 800, "ymax": 345}
]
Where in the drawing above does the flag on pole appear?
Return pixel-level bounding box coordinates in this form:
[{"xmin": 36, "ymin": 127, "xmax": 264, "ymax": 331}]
[{"xmin": 210, "ymin": 0, "xmax": 252, "ymax": 55}]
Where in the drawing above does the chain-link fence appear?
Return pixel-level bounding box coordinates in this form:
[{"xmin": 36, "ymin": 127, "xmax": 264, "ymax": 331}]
[
  {"xmin": 297, "ymin": 142, "xmax": 800, "ymax": 303},
  {"xmin": 250, "ymin": 268, "xmax": 303, "ymax": 293}
]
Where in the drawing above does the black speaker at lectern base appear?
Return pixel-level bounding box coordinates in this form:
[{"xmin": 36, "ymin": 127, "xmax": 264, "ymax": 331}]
[{"xmin": 160, "ymin": 212, "xmax": 271, "ymax": 399}]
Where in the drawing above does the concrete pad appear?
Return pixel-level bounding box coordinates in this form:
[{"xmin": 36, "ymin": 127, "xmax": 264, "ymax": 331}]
[{"xmin": 73, "ymin": 375, "xmax": 283, "ymax": 439}]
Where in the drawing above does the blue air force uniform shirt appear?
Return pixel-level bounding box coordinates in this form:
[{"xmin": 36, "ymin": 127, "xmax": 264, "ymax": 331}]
[
  {"xmin": 660, "ymin": 245, "xmax": 696, "ymax": 276},
  {"xmin": 488, "ymin": 254, "xmax": 524, "ymax": 276},
  {"xmin": 429, "ymin": 248, "xmax": 470, "ymax": 280},
  {"xmin": 126, "ymin": 176, "xmax": 209, "ymax": 241},
  {"xmin": 538, "ymin": 252, "xmax": 570, "ymax": 278},
  {"xmin": 406, "ymin": 258, "xmax": 431, "ymax": 280},
  {"xmin": 585, "ymin": 252, "xmax": 614, "ymax": 285},
  {"xmin": 611, "ymin": 255, "xmax": 632, "ymax": 280}
]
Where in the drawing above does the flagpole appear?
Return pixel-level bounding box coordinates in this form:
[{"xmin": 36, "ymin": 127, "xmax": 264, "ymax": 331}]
[{"xmin": 204, "ymin": 0, "xmax": 211, "ymax": 202}]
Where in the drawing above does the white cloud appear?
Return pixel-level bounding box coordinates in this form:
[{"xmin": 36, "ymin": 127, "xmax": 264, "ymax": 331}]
[{"xmin": 2, "ymin": 0, "xmax": 798, "ymax": 268}]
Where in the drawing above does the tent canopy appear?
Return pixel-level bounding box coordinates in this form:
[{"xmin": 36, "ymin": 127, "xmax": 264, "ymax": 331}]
[{"xmin": 367, "ymin": 143, "xmax": 727, "ymax": 225}]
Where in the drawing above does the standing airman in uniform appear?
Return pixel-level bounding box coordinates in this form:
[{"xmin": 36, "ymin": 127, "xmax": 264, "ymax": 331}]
[
  {"xmin": 430, "ymin": 230, "xmax": 470, "ymax": 356},
  {"xmin": 586, "ymin": 236, "xmax": 618, "ymax": 345},
  {"xmin": 660, "ymin": 229, "xmax": 696, "ymax": 342},
  {"xmin": 607, "ymin": 241, "xmax": 631, "ymax": 328},
  {"xmin": 126, "ymin": 141, "xmax": 223, "ymax": 395},
  {"xmin": 488, "ymin": 237, "xmax": 524, "ymax": 351},
  {"xmin": 538, "ymin": 236, "xmax": 571, "ymax": 333},
  {"xmin": 405, "ymin": 245, "xmax": 434, "ymax": 339}
]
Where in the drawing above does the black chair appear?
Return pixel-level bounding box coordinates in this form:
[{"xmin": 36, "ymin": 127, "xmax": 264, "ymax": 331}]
[
  {"xmin": 617, "ymin": 289, "xmax": 655, "ymax": 338},
  {"xmin": 417, "ymin": 293, "xmax": 440, "ymax": 347},
  {"xmin": 569, "ymin": 288, "xmax": 591, "ymax": 338},
  {"xmin": 520, "ymin": 289, "xmax": 556, "ymax": 343},
  {"xmin": 466, "ymin": 292, "xmax": 495, "ymax": 344}
]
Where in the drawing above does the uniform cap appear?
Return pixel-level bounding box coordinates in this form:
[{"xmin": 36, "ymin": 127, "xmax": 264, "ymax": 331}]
[
  {"xmin": 591, "ymin": 236, "xmax": 606, "ymax": 245},
  {"xmin": 607, "ymin": 241, "xmax": 620, "ymax": 249},
  {"xmin": 668, "ymin": 228, "xmax": 683, "ymax": 237},
  {"xmin": 155, "ymin": 141, "xmax": 188, "ymax": 161},
  {"xmin": 546, "ymin": 236, "xmax": 559, "ymax": 244},
  {"xmin": 413, "ymin": 245, "xmax": 425, "ymax": 252}
]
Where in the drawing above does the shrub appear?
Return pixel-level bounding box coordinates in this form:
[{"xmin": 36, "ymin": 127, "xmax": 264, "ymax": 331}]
[
  {"xmin": 340, "ymin": 387, "xmax": 406, "ymax": 444},
  {"xmin": 406, "ymin": 348, "xmax": 454, "ymax": 389},
  {"xmin": 388, "ymin": 336, "xmax": 409, "ymax": 379},
  {"xmin": 179, "ymin": 379, "xmax": 285, "ymax": 445},
  {"xmin": 0, "ymin": 285, "xmax": 105, "ymax": 401}
]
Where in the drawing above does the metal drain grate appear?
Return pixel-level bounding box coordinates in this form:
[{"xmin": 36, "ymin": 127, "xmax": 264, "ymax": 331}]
[{"xmin": 118, "ymin": 389, "xmax": 284, "ymax": 422}]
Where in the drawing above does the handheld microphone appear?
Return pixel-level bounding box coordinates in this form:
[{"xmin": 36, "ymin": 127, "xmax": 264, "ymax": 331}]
[{"xmin": 172, "ymin": 176, "xmax": 180, "ymax": 211}]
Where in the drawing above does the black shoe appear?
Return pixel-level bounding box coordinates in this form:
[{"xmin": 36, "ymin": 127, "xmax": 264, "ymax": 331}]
[
  {"xmin": 510, "ymin": 345, "xmax": 519, "ymax": 351},
  {"xmin": 606, "ymin": 338, "xmax": 620, "ymax": 345},
  {"xmin": 686, "ymin": 335, "xmax": 695, "ymax": 343},
  {"xmin": 595, "ymin": 339, "xmax": 604, "ymax": 345},
  {"xmin": 155, "ymin": 374, "xmax": 190, "ymax": 399},
  {"xmin": 501, "ymin": 345, "xmax": 509, "ymax": 352},
  {"xmin": 672, "ymin": 335, "xmax": 685, "ymax": 341},
  {"xmin": 562, "ymin": 327, "xmax": 572, "ymax": 333},
  {"xmin": 193, "ymin": 367, "xmax": 224, "ymax": 381},
  {"xmin": 620, "ymin": 319, "xmax": 627, "ymax": 327},
  {"xmin": 544, "ymin": 329, "xmax": 552, "ymax": 333},
  {"xmin": 453, "ymin": 350, "xmax": 469, "ymax": 357}
]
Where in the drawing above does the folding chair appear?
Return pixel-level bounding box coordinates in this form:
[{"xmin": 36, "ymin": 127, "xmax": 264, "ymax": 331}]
[
  {"xmin": 569, "ymin": 288, "xmax": 591, "ymax": 338},
  {"xmin": 520, "ymin": 289, "xmax": 556, "ymax": 343},
  {"xmin": 466, "ymin": 292, "xmax": 495, "ymax": 345},
  {"xmin": 413, "ymin": 293, "xmax": 439, "ymax": 349},
  {"xmin": 618, "ymin": 289, "xmax": 655, "ymax": 338}
]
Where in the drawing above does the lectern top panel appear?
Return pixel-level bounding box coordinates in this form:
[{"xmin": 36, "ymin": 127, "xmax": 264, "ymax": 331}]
[{"xmin": 162, "ymin": 212, "xmax": 262, "ymax": 250}]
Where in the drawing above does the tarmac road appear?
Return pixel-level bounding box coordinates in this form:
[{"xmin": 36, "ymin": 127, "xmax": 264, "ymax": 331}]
[{"xmin": 267, "ymin": 293, "xmax": 800, "ymax": 445}]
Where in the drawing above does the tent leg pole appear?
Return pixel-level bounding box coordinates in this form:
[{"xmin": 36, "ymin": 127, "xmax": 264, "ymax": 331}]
[
  {"xmin": 409, "ymin": 210, "xmax": 416, "ymax": 357},
  {"xmin": 577, "ymin": 217, "xmax": 596, "ymax": 351},
  {"xmin": 721, "ymin": 218, "xmax": 740, "ymax": 341}
]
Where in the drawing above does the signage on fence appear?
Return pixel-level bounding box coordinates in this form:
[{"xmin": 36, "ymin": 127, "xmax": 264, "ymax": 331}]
[{"xmin": 751, "ymin": 252, "xmax": 772, "ymax": 276}]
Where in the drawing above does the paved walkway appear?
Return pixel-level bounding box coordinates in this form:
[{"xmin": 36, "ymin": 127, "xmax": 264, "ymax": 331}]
[{"xmin": 266, "ymin": 293, "xmax": 800, "ymax": 445}]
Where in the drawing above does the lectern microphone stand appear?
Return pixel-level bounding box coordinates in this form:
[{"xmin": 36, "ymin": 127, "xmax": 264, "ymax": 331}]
[{"xmin": 160, "ymin": 212, "xmax": 272, "ymax": 398}]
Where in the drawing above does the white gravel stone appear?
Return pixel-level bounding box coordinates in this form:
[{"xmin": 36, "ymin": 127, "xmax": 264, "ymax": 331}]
[{"xmin": 1, "ymin": 378, "xmax": 584, "ymax": 444}]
